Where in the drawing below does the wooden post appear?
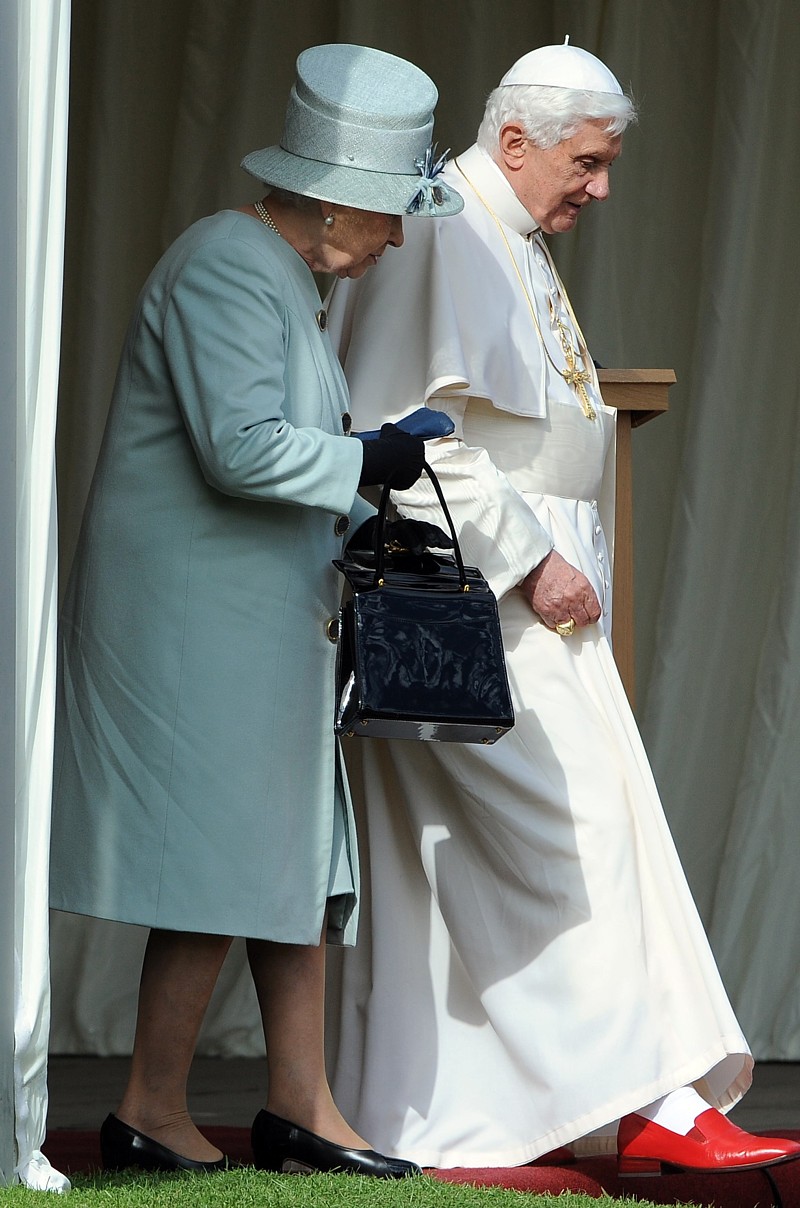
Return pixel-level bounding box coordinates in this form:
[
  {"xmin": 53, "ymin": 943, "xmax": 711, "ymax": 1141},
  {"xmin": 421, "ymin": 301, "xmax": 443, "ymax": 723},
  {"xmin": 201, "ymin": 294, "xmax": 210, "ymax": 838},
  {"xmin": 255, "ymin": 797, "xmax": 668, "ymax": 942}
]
[{"xmin": 598, "ymin": 369, "xmax": 674, "ymax": 707}]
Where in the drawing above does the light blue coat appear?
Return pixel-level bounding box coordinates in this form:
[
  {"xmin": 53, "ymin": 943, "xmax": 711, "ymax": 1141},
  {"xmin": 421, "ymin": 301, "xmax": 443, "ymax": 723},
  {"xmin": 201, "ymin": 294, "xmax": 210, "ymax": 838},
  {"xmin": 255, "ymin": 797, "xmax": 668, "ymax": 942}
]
[{"xmin": 50, "ymin": 211, "xmax": 372, "ymax": 943}]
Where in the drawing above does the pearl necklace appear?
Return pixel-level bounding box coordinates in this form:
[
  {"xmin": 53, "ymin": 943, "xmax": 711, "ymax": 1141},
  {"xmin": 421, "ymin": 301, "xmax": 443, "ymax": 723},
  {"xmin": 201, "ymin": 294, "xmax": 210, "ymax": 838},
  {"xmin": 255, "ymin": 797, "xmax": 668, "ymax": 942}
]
[{"xmin": 254, "ymin": 199, "xmax": 281, "ymax": 237}]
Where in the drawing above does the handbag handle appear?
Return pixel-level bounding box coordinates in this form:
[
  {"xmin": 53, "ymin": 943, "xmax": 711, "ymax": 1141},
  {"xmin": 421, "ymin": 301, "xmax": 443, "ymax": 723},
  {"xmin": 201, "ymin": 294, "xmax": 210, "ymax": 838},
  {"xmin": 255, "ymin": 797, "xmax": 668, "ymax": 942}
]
[{"xmin": 372, "ymin": 461, "xmax": 469, "ymax": 590}]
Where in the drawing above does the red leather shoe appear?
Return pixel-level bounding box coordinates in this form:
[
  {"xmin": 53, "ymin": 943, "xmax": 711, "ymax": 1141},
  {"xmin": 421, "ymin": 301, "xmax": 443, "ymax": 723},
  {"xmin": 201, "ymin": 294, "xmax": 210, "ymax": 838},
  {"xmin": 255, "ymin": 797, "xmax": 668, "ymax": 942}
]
[{"xmin": 617, "ymin": 1108, "xmax": 800, "ymax": 1176}]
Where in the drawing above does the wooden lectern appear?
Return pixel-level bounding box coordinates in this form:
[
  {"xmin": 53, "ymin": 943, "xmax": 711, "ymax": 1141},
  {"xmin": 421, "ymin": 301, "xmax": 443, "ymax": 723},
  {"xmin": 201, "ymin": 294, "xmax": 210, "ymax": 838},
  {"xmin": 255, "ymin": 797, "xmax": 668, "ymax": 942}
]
[{"xmin": 598, "ymin": 369, "xmax": 674, "ymax": 707}]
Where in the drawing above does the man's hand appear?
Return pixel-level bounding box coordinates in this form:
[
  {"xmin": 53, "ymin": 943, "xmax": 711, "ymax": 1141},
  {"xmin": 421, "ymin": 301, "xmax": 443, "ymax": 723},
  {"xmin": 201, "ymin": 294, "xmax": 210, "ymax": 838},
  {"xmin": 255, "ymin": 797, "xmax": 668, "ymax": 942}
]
[{"xmin": 521, "ymin": 550, "xmax": 601, "ymax": 630}]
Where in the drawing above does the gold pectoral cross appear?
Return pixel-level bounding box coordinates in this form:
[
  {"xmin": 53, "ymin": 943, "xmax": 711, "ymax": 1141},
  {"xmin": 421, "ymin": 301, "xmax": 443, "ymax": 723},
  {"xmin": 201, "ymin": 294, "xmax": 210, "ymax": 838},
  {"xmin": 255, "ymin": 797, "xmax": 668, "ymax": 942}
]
[{"xmin": 554, "ymin": 315, "xmax": 596, "ymax": 421}]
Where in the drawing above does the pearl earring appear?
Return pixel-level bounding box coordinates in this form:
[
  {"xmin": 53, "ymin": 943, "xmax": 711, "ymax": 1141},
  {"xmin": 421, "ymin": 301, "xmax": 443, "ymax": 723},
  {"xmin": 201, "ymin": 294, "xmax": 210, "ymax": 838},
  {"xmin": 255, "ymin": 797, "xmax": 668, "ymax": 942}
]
[{"xmin": 324, "ymin": 214, "xmax": 334, "ymax": 226}]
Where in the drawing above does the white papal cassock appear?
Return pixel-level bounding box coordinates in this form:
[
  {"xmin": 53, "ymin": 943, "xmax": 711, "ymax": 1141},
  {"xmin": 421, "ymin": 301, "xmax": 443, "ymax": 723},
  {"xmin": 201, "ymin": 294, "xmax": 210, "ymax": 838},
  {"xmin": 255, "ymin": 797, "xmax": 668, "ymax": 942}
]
[{"xmin": 324, "ymin": 143, "xmax": 751, "ymax": 1168}]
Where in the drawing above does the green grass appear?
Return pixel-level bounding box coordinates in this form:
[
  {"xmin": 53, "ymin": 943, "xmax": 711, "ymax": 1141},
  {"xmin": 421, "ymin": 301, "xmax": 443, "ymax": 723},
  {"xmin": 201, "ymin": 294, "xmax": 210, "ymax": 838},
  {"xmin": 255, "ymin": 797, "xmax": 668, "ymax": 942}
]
[{"xmin": 0, "ymin": 1168, "xmax": 687, "ymax": 1208}]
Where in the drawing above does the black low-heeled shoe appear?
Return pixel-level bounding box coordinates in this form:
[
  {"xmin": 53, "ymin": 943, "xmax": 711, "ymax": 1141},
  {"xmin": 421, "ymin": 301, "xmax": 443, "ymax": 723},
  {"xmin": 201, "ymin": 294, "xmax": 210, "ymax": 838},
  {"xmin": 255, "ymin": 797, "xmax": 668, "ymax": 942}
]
[
  {"xmin": 100, "ymin": 1113, "xmax": 231, "ymax": 1173},
  {"xmin": 251, "ymin": 1108, "xmax": 421, "ymax": 1178}
]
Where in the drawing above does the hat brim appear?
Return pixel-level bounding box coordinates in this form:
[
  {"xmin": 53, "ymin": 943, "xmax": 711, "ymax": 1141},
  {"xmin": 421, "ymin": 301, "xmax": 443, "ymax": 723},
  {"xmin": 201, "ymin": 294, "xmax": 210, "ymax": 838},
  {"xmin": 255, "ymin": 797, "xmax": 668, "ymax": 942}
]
[{"xmin": 241, "ymin": 146, "xmax": 463, "ymax": 218}]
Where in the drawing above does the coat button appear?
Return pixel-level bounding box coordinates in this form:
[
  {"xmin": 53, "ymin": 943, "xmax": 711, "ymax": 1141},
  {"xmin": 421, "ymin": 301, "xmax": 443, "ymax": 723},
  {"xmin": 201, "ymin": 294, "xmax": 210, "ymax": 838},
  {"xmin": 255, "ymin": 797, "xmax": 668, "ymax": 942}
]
[
  {"xmin": 325, "ymin": 617, "xmax": 340, "ymax": 643},
  {"xmin": 334, "ymin": 515, "xmax": 350, "ymax": 537},
  {"xmin": 316, "ymin": 308, "xmax": 328, "ymax": 331},
  {"xmin": 341, "ymin": 412, "xmax": 352, "ymax": 434}
]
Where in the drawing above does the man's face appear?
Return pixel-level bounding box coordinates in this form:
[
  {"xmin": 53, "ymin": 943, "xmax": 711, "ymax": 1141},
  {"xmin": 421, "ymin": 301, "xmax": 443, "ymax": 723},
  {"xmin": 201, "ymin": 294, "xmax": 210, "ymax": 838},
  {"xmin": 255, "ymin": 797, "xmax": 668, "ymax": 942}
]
[{"xmin": 502, "ymin": 118, "xmax": 622, "ymax": 235}]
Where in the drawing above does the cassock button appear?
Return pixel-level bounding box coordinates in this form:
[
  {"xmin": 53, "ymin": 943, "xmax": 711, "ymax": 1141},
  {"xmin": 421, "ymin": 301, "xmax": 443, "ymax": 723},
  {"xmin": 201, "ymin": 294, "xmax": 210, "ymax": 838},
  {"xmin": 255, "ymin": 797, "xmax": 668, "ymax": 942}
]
[
  {"xmin": 316, "ymin": 308, "xmax": 328, "ymax": 331},
  {"xmin": 334, "ymin": 515, "xmax": 350, "ymax": 537},
  {"xmin": 341, "ymin": 412, "xmax": 352, "ymax": 434}
]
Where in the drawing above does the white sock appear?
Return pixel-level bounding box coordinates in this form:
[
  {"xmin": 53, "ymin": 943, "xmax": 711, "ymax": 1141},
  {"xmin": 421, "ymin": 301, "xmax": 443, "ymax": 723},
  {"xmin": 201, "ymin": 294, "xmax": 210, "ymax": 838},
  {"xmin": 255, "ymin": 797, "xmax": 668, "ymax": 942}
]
[{"xmin": 637, "ymin": 1086, "xmax": 711, "ymax": 1136}]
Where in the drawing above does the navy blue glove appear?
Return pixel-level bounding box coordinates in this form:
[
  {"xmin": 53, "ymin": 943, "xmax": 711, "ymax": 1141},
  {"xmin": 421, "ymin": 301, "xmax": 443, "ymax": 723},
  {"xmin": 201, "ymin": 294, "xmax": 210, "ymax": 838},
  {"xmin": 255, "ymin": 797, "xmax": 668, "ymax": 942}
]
[
  {"xmin": 358, "ymin": 423, "xmax": 425, "ymax": 489},
  {"xmin": 347, "ymin": 516, "xmax": 453, "ymax": 558},
  {"xmin": 354, "ymin": 407, "xmax": 455, "ymax": 442}
]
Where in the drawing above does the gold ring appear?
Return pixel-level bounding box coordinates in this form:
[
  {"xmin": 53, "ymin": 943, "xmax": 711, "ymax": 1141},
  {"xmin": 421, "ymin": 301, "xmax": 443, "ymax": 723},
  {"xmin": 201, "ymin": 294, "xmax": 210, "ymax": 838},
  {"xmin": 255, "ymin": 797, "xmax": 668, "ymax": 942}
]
[{"xmin": 555, "ymin": 618, "xmax": 576, "ymax": 637}]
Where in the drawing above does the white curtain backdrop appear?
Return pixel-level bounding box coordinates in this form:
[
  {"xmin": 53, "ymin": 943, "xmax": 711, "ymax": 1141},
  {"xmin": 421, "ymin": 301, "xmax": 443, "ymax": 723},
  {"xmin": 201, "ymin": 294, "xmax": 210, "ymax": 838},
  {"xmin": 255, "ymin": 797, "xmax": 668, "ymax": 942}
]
[
  {"xmin": 9, "ymin": 0, "xmax": 71, "ymax": 1191},
  {"xmin": 49, "ymin": 0, "xmax": 800, "ymax": 1069}
]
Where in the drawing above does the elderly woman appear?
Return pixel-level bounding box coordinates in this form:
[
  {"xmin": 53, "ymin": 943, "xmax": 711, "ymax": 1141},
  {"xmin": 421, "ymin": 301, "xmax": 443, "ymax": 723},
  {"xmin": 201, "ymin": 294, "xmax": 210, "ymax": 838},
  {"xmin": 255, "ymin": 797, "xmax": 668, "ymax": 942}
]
[{"xmin": 49, "ymin": 43, "xmax": 461, "ymax": 1177}]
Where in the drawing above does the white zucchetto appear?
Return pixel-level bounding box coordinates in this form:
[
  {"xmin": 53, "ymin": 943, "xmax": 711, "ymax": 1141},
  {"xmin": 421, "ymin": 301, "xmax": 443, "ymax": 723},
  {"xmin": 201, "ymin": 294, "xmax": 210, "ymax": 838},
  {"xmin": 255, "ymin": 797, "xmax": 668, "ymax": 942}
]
[{"xmin": 499, "ymin": 37, "xmax": 623, "ymax": 95}]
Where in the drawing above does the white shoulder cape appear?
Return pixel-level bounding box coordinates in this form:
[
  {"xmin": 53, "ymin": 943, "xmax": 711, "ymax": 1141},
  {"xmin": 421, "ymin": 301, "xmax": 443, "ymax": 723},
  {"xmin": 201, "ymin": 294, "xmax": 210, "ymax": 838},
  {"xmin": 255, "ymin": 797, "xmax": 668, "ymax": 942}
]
[{"xmin": 327, "ymin": 144, "xmax": 548, "ymax": 426}]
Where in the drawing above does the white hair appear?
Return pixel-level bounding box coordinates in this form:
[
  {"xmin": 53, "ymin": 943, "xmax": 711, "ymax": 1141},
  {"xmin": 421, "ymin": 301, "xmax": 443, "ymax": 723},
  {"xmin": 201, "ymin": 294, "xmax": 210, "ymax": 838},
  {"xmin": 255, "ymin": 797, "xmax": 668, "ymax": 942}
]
[
  {"xmin": 265, "ymin": 185, "xmax": 321, "ymax": 213},
  {"xmin": 477, "ymin": 84, "xmax": 636, "ymax": 153}
]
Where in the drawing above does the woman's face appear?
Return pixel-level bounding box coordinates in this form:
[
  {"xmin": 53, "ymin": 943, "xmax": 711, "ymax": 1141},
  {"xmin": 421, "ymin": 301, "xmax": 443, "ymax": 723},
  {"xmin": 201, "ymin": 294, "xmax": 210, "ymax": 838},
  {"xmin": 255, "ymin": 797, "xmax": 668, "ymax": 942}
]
[{"xmin": 317, "ymin": 207, "xmax": 405, "ymax": 278}]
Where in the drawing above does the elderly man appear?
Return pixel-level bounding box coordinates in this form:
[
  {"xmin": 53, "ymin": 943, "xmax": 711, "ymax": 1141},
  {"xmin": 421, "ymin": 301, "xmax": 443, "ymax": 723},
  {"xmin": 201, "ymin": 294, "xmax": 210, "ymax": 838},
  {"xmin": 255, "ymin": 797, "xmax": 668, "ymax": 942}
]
[{"xmin": 326, "ymin": 42, "xmax": 800, "ymax": 1177}]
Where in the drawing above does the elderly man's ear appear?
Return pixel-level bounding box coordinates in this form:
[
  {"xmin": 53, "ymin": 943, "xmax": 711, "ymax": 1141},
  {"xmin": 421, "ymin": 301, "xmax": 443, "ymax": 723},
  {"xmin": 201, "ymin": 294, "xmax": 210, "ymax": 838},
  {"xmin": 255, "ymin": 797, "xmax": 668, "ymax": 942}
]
[{"xmin": 498, "ymin": 122, "xmax": 530, "ymax": 169}]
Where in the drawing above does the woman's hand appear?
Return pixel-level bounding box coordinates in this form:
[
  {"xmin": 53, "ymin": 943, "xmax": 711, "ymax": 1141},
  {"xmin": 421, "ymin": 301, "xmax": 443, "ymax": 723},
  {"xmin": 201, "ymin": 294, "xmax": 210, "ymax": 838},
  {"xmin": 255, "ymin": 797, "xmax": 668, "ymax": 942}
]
[
  {"xmin": 521, "ymin": 550, "xmax": 601, "ymax": 631},
  {"xmin": 346, "ymin": 517, "xmax": 452, "ymax": 557},
  {"xmin": 358, "ymin": 423, "xmax": 425, "ymax": 489}
]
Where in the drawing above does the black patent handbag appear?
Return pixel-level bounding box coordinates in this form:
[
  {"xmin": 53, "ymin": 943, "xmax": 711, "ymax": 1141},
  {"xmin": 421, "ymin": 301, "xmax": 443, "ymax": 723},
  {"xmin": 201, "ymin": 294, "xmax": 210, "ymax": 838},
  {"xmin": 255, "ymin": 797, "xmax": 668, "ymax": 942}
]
[{"xmin": 332, "ymin": 463, "xmax": 514, "ymax": 744}]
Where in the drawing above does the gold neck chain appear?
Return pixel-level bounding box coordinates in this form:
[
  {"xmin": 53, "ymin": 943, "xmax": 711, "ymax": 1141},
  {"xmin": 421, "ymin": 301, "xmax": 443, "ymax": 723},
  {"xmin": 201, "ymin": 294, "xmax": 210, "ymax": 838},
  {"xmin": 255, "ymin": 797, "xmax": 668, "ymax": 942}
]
[{"xmin": 455, "ymin": 159, "xmax": 597, "ymax": 421}]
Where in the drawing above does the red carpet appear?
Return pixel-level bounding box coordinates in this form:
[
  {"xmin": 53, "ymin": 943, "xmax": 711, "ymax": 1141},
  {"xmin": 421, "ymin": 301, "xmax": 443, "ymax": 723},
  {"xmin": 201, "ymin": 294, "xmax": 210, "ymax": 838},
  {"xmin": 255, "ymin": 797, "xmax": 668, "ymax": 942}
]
[{"xmin": 43, "ymin": 1127, "xmax": 800, "ymax": 1206}]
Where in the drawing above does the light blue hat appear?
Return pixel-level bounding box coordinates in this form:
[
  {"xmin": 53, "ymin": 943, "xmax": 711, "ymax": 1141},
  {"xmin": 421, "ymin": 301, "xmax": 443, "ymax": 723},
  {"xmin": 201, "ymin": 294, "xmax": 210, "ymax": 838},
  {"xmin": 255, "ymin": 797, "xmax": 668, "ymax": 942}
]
[{"xmin": 241, "ymin": 44, "xmax": 463, "ymax": 218}]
